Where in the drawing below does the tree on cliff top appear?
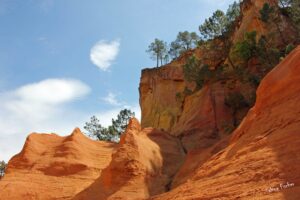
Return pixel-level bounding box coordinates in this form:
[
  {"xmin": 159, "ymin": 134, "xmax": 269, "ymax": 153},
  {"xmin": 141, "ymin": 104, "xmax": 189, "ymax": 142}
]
[
  {"xmin": 199, "ymin": 10, "xmax": 228, "ymax": 40},
  {"xmin": 146, "ymin": 39, "xmax": 168, "ymax": 67},
  {"xmin": 175, "ymin": 31, "xmax": 199, "ymax": 50},
  {"xmin": 168, "ymin": 31, "xmax": 200, "ymax": 60},
  {"xmin": 199, "ymin": 1, "xmax": 240, "ymax": 40}
]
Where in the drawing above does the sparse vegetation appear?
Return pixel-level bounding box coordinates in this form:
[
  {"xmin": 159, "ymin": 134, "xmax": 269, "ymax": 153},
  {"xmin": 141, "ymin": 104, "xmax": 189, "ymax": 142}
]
[
  {"xmin": 233, "ymin": 31, "xmax": 257, "ymax": 62},
  {"xmin": 285, "ymin": 43, "xmax": 295, "ymax": 55},
  {"xmin": 225, "ymin": 91, "xmax": 248, "ymax": 126},
  {"xmin": 0, "ymin": 161, "xmax": 6, "ymax": 178},
  {"xmin": 84, "ymin": 109, "xmax": 135, "ymax": 142},
  {"xmin": 146, "ymin": 39, "xmax": 168, "ymax": 67},
  {"xmin": 174, "ymin": 31, "xmax": 200, "ymax": 51},
  {"xmin": 183, "ymin": 55, "xmax": 214, "ymax": 89},
  {"xmin": 259, "ymin": 3, "xmax": 273, "ymax": 23},
  {"xmin": 278, "ymin": 0, "xmax": 300, "ymax": 31},
  {"xmin": 199, "ymin": 1, "xmax": 240, "ymax": 40},
  {"xmin": 112, "ymin": 109, "xmax": 135, "ymax": 136}
]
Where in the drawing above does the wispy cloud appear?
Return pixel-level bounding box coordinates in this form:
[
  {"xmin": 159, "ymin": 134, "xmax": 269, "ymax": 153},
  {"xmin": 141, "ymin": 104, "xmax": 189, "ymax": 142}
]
[
  {"xmin": 0, "ymin": 78, "xmax": 141, "ymax": 162},
  {"xmin": 90, "ymin": 39, "xmax": 120, "ymax": 71},
  {"xmin": 0, "ymin": 78, "xmax": 91, "ymax": 161},
  {"xmin": 102, "ymin": 92, "xmax": 122, "ymax": 106}
]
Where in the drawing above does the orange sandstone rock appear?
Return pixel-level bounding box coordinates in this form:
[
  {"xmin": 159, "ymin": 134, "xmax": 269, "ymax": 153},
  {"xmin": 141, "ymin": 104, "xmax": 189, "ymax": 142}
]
[
  {"xmin": 0, "ymin": 128, "xmax": 116, "ymax": 200},
  {"xmin": 151, "ymin": 46, "xmax": 300, "ymax": 200},
  {"xmin": 74, "ymin": 118, "xmax": 186, "ymax": 200}
]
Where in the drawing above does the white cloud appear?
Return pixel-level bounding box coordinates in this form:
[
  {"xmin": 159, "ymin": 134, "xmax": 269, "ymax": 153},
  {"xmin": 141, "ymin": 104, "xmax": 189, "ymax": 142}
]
[
  {"xmin": 90, "ymin": 39, "xmax": 120, "ymax": 71},
  {"xmin": 0, "ymin": 78, "xmax": 141, "ymax": 162},
  {"xmin": 102, "ymin": 92, "xmax": 122, "ymax": 106},
  {"xmin": 0, "ymin": 78, "xmax": 91, "ymax": 161},
  {"xmin": 15, "ymin": 79, "xmax": 90, "ymax": 105}
]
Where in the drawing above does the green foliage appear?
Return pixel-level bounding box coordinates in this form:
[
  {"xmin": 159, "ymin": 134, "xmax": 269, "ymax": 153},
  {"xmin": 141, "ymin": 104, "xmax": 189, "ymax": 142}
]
[
  {"xmin": 259, "ymin": 3, "xmax": 274, "ymax": 22},
  {"xmin": 168, "ymin": 31, "xmax": 200, "ymax": 60},
  {"xmin": 176, "ymin": 31, "xmax": 200, "ymax": 50},
  {"xmin": 183, "ymin": 55, "xmax": 212, "ymax": 89},
  {"xmin": 146, "ymin": 39, "xmax": 168, "ymax": 67},
  {"xmin": 84, "ymin": 116, "xmax": 116, "ymax": 141},
  {"xmin": 0, "ymin": 161, "xmax": 6, "ymax": 178},
  {"xmin": 84, "ymin": 109, "xmax": 135, "ymax": 142},
  {"xmin": 289, "ymin": 0, "xmax": 300, "ymax": 29},
  {"xmin": 199, "ymin": 10, "xmax": 228, "ymax": 40},
  {"xmin": 183, "ymin": 55, "xmax": 224, "ymax": 90},
  {"xmin": 279, "ymin": 0, "xmax": 300, "ymax": 30},
  {"xmin": 199, "ymin": 1, "xmax": 240, "ymax": 40},
  {"xmin": 168, "ymin": 41, "xmax": 182, "ymax": 59},
  {"xmin": 226, "ymin": 1, "xmax": 241, "ymax": 23},
  {"xmin": 285, "ymin": 44, "xmax": 295, "ymax": 55},
  {"xmin": 112, "ymin": 109, "xmax": 135, "ymax": 136},
  {"xmin": 233, "ymin": 31, "xmax": 257, "ymax": 61}
]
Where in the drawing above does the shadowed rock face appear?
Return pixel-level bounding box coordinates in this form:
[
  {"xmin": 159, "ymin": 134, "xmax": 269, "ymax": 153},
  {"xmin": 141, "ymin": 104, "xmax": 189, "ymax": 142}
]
[
  {"xmin": 0, "ymin": 128, "xmax": 117, "ymax": 200},
  {"xmin": 151, "ymin": 46, "xmax": 300, "ymax": 200},
  {"xmin": 74, "ymin": 118, "xmax": 186, "ymax": 200}
]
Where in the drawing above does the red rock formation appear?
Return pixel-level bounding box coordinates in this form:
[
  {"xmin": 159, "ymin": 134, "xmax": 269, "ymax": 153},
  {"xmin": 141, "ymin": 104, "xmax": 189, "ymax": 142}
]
[
  {"xmin": 0, "ymin": 128, "xmax": 116, "ymax": 200},
  {"xmin": 1, "ymin": 1, "xmax": 300, "ymax": 199},
  {"xmin": 151, "ymin": 46, "xmax": 300, "ymax": 200},
  {"xmin": 74, "ymin": 118, "xmax": 185, "ymax": 200}
]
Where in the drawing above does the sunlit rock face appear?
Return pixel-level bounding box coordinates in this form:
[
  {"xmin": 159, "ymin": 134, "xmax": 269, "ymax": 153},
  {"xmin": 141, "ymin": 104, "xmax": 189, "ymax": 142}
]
[
  {"xmin": 151, "ymin": 46, "xmax": 300, "ymax": 200},
  {"xmin": 74, "ymin": 118, "xmax": 186, "ymax": 200},
  {"xmin": 0, "ymin": 128, "xmax": 117, "ymax": 200}
]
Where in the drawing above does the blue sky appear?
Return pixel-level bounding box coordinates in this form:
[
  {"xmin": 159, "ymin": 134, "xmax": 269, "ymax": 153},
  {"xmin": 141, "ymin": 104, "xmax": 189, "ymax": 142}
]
[{"xmin": 0, "ymin": 0, "xmax": 234, "ymax": 161}]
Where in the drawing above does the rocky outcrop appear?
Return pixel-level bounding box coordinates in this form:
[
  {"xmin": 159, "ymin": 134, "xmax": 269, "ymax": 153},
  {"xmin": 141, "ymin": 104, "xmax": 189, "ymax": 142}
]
[
  {"xmin": 151, "ymin": 46, "xmax": 300, "ymax": 200},
  {"xmin": 232, "ymin": 0, "xmax": 297, "ymax": 47},
  {"xmin": 74, "ymin": 118, "xmax": 186, "ymax": 200},
  {"xmin": 139, "ymin": 64, "xmax": 186, "ymax": 132},
  {"xmin": 0, "ymin": 128, "xmax": 117, "ymax": 200}
]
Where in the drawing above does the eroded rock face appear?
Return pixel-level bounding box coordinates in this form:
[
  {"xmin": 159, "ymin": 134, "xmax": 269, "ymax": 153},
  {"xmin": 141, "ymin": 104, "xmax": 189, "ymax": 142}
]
[
  {"xmin": 0, "ymin": 128, "xmax": 117, "ymax": 200},
  {"xmin": 139, "ymin": 64, "xmax": 186, "ymax": 132},
  {"xmin": 74, "ymin": 118, "xmax": 186, "ymax": 200},
  {"xmin": 151, "ymin": 46, "xmax": 300, "ymax": 200}
]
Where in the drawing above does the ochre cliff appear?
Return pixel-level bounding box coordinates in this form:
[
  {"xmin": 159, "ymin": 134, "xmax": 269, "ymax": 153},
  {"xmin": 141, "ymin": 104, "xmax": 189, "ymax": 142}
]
[
  {"xmin": 0, "ymin": 128, "xmax": 117, "ymax": 199},
  {"xmin": 151, "ymin": 46, "xmax": 300, "ymax": 200}
]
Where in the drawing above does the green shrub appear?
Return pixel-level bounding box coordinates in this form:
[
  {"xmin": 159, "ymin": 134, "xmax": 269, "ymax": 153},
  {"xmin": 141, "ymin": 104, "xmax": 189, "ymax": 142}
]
[
  {"xmin": 285, "ymin": 44, "xmax": 295, "ymax": 55},
  {"xmin": 259, "ymin": 3, "xmax": 274, "ymax": 23},
  {"xmin": 233, "ymin": 31, "xmax": 257, "ymax": 62}
]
